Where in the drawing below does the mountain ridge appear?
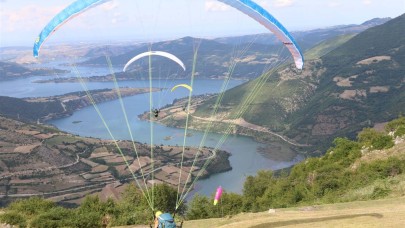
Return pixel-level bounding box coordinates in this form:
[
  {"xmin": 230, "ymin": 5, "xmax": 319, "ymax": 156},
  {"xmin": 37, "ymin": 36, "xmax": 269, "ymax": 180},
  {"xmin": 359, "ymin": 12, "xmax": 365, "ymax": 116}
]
[{"xmin": 157, "ymin": 14, "xmax": 404, "ymax": 152}]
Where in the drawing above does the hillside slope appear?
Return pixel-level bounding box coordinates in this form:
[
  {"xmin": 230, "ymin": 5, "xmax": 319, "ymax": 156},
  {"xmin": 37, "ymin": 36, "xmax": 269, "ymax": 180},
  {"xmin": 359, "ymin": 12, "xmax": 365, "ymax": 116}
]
[
  {"xmin": 0, "ymin": 61, "xmax": 67, "ymax": 80},
  {"xmin": 286, "ymin": 13, "xmax": 405, "ymax": 146},
  {"xmin": 189, "ymin": 14, "xmax": 404, "ymax": 150},
  {"xmin": 81, "ymin": 37, "xmax": 284, "ymax": 80}
]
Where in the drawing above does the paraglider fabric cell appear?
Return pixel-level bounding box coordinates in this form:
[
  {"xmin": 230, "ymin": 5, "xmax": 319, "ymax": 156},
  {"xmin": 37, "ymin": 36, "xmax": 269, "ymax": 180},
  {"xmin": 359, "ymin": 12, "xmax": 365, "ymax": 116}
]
[
  {"xmin": 123, "ymin": 51, "xmax": 186, "ymax": 72},
  {"xmin": 33, "ymin": 0, "xmax": 109, "ymax": 57},
  {"xmin": 170, "ymin": 84, "xmax": 193, "ymax": 93},
  {"xmin": 218, "ymin": 0, "xmax": 304, "ymax": 69}
]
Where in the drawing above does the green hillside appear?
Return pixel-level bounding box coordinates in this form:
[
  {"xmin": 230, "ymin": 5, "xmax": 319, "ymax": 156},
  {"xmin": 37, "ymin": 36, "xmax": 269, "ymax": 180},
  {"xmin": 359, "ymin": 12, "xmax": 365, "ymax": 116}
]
[
  {"xmin": 190, "ymin": 14, "xmax": 405, "ymax": 151},
  {"xmin": 0, "ymin": 96, "xmax": 64, "ymax": 122},
  {"xmin": 286, "ymin": 13, "xmax": 405, "ymax": 147},
  {"xmin": 305, "ymin": 34, "xmax": 355, "ymax": 60}
]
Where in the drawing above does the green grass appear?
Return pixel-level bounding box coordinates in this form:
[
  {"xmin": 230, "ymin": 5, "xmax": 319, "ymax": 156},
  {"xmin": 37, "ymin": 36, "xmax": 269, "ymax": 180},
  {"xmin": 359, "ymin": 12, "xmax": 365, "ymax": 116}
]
[{"xmin": 305, "ymin": 34, "xmax": 355, "ymax": 60}]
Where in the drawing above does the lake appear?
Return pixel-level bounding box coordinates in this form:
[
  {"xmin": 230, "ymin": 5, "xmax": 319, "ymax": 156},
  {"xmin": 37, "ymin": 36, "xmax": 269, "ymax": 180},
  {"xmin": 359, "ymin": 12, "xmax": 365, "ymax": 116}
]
[{"xmin": 1, "ymin": 65, "xmax": 304, "ymax": 198}]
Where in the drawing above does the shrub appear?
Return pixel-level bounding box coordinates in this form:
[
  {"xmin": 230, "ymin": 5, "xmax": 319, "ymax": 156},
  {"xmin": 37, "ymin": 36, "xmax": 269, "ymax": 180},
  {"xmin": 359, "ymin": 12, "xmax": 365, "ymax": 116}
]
[
  {"xmin": 0, "ymin": 211, "xmax": 27, "ymax": 228},
  {"xmin": 30, "ymin": 207, "xmax": 75, "ymax": 228},
  {"xmin": 394, "ymin": 126, "xmax": 405, "ymax": 137},
  {"xmin": 385, "ymin": 117, "xmax": 405, "ymax": 132},
  {"xmin": 371, "ymin": 186, "xmax": 390, "ymax": 199},
  {"xmin": 372, "ymin": 135, "xmax": 394, "ymax": 150},
  {"xmin": 358, "ymin": 128, "xmax": 394, "ymax": 150},
  {"xmin": 186, "ymin": 194, "xmax": 213, "ymax": 220},
  {"xmin": 8, "ymin": 197, "xmax": 55, "ymax": 217}
]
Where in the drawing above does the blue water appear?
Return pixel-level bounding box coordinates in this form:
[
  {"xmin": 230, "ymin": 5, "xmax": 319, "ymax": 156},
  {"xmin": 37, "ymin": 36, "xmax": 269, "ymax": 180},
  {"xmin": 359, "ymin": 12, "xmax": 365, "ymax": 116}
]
[{"xmin": 1, "ymin": 65, "xmax": 304, "ymax": 198}]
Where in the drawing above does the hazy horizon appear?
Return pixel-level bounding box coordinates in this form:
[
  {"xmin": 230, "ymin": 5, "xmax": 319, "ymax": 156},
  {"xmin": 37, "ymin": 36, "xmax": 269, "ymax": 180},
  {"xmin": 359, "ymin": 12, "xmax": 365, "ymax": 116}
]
[{"xmin": 1, "ymin": 0, "xmax": 404, "ymax": 47}]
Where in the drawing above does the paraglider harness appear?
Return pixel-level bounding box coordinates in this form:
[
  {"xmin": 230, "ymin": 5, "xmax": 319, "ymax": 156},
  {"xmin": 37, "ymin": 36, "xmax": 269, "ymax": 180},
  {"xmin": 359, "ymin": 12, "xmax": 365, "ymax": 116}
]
[
  {"xmin": 153, "ymin": 108, "xmax": 160, "ymax": 118},
  {"xmin": 151, "ymin": 212, "xmax": 183, "ymax": 228}
]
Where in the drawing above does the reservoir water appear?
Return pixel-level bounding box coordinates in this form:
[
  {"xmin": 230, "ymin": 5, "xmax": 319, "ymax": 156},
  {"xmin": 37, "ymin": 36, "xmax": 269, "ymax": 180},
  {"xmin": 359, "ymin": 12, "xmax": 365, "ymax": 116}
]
[{"xmin": 1, "ymin": 66, "xmax": 304, "ymax": 197}]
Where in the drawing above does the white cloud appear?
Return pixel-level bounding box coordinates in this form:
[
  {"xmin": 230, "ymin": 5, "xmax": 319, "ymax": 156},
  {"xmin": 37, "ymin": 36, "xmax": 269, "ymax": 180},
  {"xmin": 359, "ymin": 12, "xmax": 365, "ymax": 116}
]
[
  {"xmin": 272, "ymin": 0, "xmax": 294, "ymax": 8},
  {"xmin": 1, "ymin": 5, "xmax": 63, "ymax": 32},
  {"xmin": 362, "ymin": 0, "xmax": 372, "ymax": 5},
  {"xmin": 205, "ymin": 0, "xmax": 230, "ymax": 12}
]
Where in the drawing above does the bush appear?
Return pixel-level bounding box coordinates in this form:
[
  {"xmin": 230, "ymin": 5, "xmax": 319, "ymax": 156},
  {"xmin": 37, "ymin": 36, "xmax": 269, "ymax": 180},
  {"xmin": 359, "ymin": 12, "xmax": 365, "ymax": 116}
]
[
  {"xmin": 217, "ymin": 192, "xmax": 244, "ymax": 216},
  {"xmin": 371, "ymin": 186, "xmax": 390, "ymax": 199},
  {"xmin": 186, "ymin": 194, "xmax": 213, "ymax": 220},
  {"xmin": 394, "ymin": 126, "xmax": 405, "ymax": 137},
  {"xmin": 242, "ymin": 170, "xmax": 275, "ymax": 211},
  {"xmin": 30, "ymin": 207, "xmax": 75, "ymax": 228},
  {"xmin": 358, "ymin": 128, "xmax": 394, "ymax": 150},
  {"xmin": 74, "ymin": 211, "xmax": 103, "ymax": 228},
  {"xmin": 326, "ymin": 138, "xmax": 361, "ymax": 166},
  {"xmin": 385, "ymin": 117, "xmax": 405, "ymax": 132},
  {"xmin": 372, "ymin": 135, "xmax": 394, "ymax": 150},
  {"xmin": 8, "ymin": 197, "xmax": 55, "ymax": 217},
  {"xmin": 0, "ymin": 211, "xmax": 27, "ymax": 228}
]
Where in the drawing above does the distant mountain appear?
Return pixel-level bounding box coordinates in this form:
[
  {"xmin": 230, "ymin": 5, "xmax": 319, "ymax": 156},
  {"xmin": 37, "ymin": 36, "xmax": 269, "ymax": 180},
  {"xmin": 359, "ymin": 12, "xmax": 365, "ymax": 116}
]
[
  {"xmin": 0, "ymin": 62, "xmax": 31, "ymax": 78},
  {"xmin": 81, "ymin": 36, "xmax": 285, "ymax": 79},
  {"xmin": 0, "ymin": 61, "xmax": 67, "ymax": 80},
  {"xmin": 187, "ymin": 14, "xmax": 404, "ymax": 151},
  {"xmin": 214, "ymin": 17, "xmax": 391, "ymax": 51},
  {"xmin": 361, "ymin": 17, "xmax": 391, "ymax": 26},
  {"xmin": 80, "ymin": 17, "xmax": 391, "ymax": 80}
]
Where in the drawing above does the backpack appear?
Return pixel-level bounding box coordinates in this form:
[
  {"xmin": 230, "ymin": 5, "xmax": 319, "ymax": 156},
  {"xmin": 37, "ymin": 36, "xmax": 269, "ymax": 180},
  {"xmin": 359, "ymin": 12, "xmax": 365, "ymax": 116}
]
[{"xmin": 157, "ymin": 213, "xmax": 177, "ymax": 228}]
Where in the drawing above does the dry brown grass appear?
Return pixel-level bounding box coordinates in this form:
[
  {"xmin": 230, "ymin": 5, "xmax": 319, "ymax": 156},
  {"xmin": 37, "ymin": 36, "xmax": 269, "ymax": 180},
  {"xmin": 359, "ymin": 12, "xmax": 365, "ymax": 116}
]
[{"xmin": 183, "ymin": 197, "xmax": 405, "ymax": 228}]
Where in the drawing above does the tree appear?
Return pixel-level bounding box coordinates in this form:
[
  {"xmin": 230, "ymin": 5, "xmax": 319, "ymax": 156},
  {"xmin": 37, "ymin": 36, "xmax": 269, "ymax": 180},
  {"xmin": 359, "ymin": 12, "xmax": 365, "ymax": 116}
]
[{"xmin": 186, "ymin": 194, "xmax": 213, "ymax": 220}]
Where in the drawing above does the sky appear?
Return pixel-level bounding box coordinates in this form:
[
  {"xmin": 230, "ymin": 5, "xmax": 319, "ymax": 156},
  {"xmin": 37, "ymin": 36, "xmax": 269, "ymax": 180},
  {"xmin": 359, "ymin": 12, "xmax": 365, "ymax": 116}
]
[{"xmin": 0, "ymin": 0, "xmax": 404, "ymax": 47}]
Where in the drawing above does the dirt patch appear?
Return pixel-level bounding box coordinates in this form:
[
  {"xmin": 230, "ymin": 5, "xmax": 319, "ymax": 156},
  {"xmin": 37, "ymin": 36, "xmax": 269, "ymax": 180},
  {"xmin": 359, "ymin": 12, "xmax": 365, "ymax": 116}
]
[
  {"xmin": 340, "ymin": 89, "xmax": 366, "ymax": 100},
  {"xmin": 357, "ymin": 55, "xmax": 391, "ymax": 65},
  {"xmin": 257, "ymin": 144, "xmax": 297, "ymax": 162},
  {"xmin": 15, "ymin": 130, "xmax": 40, "ymax": 135},
  {"xmin": 91, "ymin": 165, "xmax": 109, "ymax": 173},
  {"xmin": 373, "ymin": 122, "xmax": 388, "ymax": 132},
  {"xmin": 333, "ymin": 75, "xmax": 358, "ymax": 87},
  {"xmin": 235, "ymin": 55, "xmax": 256, "ymax": 63},
  {"xmin": 34, "ymin": 133, "xmax": 56, "ymax": 140},
  {"xmin": 13, "ymin": 143, "xmax": 41, "ymax": 153},
  {"xmin": 370, "ymin": 86, "xmax": 390, "ymax": 93}
]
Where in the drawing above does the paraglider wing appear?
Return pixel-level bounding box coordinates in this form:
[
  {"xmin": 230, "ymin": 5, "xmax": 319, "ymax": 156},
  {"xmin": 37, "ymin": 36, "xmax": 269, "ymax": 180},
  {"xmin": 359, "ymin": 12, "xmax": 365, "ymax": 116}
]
[
  {"xmin": 123, "ymin": 51, "xmax": 186, "ymax": 72},
  {"xmin": 217, "ymin": 0, "xmax": 304, "ymax": 69},
  {"xmin": 213, "ymin": 186, "xmax": 223, "ymax": 205},
  {"xmin": 170, "ymin": 84, "xmax": 193, "ymax": 92},
  {"xmin": 33, "ymin": 0, "xmax": 108, "ymax": 57}
]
